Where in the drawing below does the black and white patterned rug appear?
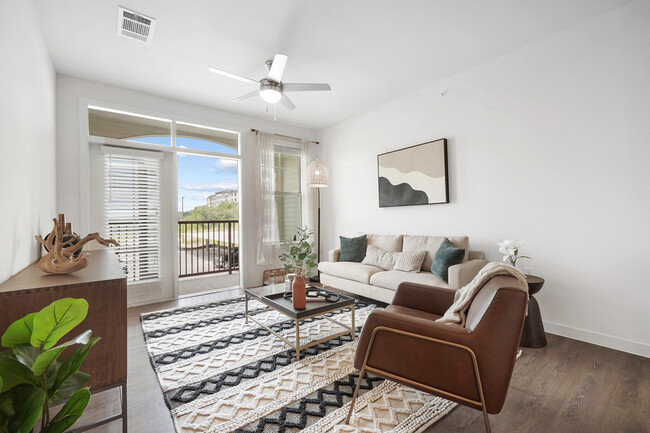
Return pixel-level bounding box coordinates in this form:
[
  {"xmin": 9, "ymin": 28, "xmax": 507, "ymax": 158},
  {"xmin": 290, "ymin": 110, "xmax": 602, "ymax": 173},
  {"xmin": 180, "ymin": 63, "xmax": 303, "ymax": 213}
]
[{"xmin": 141, "ymin": 296, "xmax": 456, "ymax": 433}]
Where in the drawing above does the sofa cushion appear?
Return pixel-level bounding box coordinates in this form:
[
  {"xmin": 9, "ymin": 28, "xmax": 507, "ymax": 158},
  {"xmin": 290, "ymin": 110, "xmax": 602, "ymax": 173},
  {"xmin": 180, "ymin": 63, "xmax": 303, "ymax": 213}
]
[
  {"xmin": 362, "ymin": 245, "xmax": 398, "ymax": 270},
  {"xmin": 431, "ymin": 238, "xmax": 466, "ymax": 283},
  {"xmin": 402, "ymin": 235, "xmax": 470, "ymax": 270},
  {"xmin": 369, "ymin": 270, "xmax": 450, "ymax": 291},
  {"xmin": 318, "ymin": 261, "xmax": 383, "ymax": 284},
  {"xmin": 366, "ymin": 233, "xmax": 403, "ymax": 252},
  {"xmin": 394, "ymin": 250, "xmax": 427, "ymax": 272},
  {"xmin": 339, "ymin": 235, "xmax": 367, "ymax": 262}
]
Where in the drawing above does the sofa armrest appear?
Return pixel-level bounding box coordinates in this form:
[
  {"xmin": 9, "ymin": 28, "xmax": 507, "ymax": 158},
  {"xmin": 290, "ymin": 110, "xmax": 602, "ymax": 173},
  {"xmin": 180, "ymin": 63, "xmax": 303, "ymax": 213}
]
[
  {"xmin": 328, "ymin": 248, "xmax": 340, "ymax": 262},
  {"xmin": 448, "ymin": 259, "xmax": 488, "ymax": 289},
  {"xmin": 392, "ymin": 282, "xmax": 456, "ymax": 316}
]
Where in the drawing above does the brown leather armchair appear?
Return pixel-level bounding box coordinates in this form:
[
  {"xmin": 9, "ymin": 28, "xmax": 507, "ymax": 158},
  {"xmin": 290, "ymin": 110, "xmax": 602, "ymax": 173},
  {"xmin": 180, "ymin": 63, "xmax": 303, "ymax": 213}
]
[{"xmin": 346, "ymin": 276, "xmax": 528, "ymax": 433}]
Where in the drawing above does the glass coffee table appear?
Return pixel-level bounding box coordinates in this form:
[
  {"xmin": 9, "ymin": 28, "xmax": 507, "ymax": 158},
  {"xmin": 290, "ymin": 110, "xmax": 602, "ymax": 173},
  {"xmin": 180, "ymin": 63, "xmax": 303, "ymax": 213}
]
[{"xmin": 244, "ymin": 285, "xmax": 355, "ymax": 361}]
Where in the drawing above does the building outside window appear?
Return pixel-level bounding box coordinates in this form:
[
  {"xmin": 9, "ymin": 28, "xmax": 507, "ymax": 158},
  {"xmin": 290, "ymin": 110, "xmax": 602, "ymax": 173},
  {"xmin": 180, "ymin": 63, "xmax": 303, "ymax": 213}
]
[{"xmin": 207, "ymin": 190, "xmax": 238, "ymax": 207}]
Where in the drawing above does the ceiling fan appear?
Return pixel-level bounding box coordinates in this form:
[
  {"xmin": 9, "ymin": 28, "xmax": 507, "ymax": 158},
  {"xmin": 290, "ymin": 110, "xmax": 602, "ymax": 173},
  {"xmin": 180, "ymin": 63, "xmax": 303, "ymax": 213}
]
[{"xmin": 209, "ymin": 54, "xmax": 331, "ymax": 111}]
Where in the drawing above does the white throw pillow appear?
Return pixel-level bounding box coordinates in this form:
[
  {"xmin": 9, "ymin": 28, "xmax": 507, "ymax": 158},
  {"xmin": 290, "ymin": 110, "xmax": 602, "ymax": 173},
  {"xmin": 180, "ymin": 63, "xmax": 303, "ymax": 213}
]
[
  {"xmin": 394, "ymin": 250, "xmax": 427, "ymax": 273},
  {"xmin": 362, "ymin": 245, "xmax": 398, "ymax": 270}
]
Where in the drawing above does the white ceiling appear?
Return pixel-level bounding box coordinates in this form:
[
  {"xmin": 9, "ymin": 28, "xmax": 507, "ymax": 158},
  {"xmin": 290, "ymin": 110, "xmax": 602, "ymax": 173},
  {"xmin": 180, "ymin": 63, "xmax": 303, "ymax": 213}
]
[{"xmin": 33, "ymin": 0, "xmax": 630, "ymax": 131}]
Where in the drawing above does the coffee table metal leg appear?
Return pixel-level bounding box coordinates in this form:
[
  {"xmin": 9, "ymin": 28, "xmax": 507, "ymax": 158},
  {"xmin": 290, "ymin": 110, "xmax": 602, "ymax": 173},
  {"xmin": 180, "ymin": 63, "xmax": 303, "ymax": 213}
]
[
  {"xmin": 295, "ymin": 319, "xmax": 301, "ymax": 361},
  {"xmin": 244, "ymin": 293, "xmax": 249, "ymax": 324}
]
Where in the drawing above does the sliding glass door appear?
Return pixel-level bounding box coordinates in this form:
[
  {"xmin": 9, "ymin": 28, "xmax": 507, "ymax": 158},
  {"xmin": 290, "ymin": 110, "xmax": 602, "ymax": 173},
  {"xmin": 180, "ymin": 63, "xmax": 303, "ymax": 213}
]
[{"xmin": 87, "ymin": 105, "xmax": 241, "ymax": 305}]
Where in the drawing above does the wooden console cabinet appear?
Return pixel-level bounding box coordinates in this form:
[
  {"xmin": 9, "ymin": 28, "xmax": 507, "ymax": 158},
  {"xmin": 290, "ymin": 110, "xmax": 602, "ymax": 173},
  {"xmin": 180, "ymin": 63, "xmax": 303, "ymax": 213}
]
[{"xmin": 0, "ymin": 249, "xmax": 127, "ymax": 432}]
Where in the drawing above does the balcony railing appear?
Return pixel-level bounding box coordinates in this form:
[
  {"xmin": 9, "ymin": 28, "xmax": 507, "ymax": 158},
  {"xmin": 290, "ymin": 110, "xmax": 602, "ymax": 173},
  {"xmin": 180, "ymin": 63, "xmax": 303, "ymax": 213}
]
[{"xmin": 178, "ymin": 220, "xmax": 239, "ymax": 278}]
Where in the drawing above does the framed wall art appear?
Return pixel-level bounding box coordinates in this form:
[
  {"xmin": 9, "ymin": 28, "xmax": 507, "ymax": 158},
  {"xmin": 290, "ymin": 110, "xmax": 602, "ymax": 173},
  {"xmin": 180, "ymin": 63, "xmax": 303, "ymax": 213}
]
[{"xmin": 377, "ymin": 138, "xmax": 449, "ymax": 207}]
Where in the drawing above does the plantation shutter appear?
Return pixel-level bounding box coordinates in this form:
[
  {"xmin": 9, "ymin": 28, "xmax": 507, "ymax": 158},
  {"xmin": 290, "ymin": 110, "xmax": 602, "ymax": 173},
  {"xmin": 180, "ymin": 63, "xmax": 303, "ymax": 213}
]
[{"xmin": 102, "ymin": 146, "xmax": 163, "ymax": 283}]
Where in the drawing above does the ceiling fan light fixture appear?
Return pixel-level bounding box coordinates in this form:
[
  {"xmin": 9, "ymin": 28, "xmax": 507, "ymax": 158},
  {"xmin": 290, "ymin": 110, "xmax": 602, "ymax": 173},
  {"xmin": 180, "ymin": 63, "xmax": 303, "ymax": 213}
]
[
  {"xmin": 212, "ymin": 55, "xmax": 331, "ymax": 110},
  {"xmin": 259, "ymin": 79, "xmax": 283, "ymax": 104}
]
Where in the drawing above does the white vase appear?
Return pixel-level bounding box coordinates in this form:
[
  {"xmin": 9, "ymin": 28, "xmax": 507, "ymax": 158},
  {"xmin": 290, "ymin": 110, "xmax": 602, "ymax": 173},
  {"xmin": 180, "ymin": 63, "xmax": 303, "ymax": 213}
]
[{"xmin": 285, "ymin": 273, "xmax": 296, "ymax": 291}]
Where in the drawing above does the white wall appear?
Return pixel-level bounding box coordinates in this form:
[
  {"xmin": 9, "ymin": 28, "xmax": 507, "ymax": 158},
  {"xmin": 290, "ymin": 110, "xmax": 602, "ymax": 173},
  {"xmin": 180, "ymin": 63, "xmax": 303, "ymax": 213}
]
[
  {"xmin": 56, "ymin": 75, "xmax": 317, "ymax": 295},
  {"xmin": 0, "ymin": 0, "xmax": 56, "ymax": 284},
  {"xmin": 318, "ymin": 1, "xmax": 650, "ymax": 357}
]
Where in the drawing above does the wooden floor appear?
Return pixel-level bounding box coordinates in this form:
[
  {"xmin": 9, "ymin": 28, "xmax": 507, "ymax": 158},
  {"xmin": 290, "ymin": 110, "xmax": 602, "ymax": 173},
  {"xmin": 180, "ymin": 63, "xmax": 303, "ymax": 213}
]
[{"xmin": 82, "ymin": 289, "xmax": 649, "ymax": 433}]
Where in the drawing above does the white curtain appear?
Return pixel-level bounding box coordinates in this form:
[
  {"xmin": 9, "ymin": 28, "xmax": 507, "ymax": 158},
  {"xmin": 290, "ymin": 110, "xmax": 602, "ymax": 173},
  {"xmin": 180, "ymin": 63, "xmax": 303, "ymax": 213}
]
[
  {"xmin": 256, "ymin": 132, "xmax": 281, "ymax": 265},
  {"xmin": 300, "ymin": 140, "xmax": 318, "ymax": 264}
]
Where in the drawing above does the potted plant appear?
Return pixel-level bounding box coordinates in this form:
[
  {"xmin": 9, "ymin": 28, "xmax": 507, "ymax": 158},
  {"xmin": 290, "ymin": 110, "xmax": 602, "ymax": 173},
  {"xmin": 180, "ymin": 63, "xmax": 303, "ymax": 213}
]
[
  {"xmin": 279, "ymin": 226, "xmax": 318, "ymax": 309},
  {"xmin": 496, "ymin": 239, "xmax": 531, "ymax": 268},
  {"xmin": 0, "ymin": 298, "xmax": 99, "ymax": 433}
]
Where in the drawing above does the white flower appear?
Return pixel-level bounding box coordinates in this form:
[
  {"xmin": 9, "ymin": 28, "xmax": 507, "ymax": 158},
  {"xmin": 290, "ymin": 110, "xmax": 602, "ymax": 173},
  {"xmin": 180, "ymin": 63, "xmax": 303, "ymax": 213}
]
[{"xmin": 496, "ymin": 239, "xmax": 525, "ymax": 265}]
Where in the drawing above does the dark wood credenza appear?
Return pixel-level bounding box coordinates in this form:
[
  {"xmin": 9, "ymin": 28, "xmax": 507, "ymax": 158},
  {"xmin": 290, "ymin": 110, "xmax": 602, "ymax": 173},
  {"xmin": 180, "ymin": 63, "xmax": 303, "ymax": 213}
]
[{"xmin": 0, "ymin": 249, "xmax": 127, "ymax": 432}]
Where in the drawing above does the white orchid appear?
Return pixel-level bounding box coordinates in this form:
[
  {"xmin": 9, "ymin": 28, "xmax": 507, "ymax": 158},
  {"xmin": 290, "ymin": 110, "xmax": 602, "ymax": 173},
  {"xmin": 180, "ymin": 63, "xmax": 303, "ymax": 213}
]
[{"xmin": 496, "ymin": 239, "xmax": 530, "ymax": 267}]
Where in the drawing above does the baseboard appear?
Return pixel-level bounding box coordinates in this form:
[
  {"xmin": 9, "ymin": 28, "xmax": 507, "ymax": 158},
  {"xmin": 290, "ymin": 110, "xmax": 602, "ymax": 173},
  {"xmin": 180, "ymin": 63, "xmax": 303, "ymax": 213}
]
[
  {"xmin": 128, "ymin": 295, "xmax": 176, "ymax": 308},
  {"xmin": 543, "ymin": 320, "xmax": 650, "ymax": 358}
]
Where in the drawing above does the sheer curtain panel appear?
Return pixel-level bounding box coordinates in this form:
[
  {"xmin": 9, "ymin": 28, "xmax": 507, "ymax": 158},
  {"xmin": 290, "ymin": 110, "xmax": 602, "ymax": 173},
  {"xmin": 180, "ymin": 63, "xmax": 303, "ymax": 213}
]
[{"xmin": 256, "ymin": 132, "xmax": 281, "ymax": 265}]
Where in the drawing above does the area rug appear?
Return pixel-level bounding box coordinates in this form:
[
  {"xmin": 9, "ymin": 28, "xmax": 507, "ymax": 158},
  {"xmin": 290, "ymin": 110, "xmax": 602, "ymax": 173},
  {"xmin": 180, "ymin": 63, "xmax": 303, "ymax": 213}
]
[{"xmin": 141, "ymin": 296, "xmax": 457, "ymax": 433}]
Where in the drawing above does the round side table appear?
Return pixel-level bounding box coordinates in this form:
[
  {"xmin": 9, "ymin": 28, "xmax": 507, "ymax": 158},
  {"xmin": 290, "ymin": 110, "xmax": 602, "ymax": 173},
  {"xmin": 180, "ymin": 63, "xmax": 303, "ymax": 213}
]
[{"xmin": 520, "ymin": 275, "xmax": 547, "ymax": 348}]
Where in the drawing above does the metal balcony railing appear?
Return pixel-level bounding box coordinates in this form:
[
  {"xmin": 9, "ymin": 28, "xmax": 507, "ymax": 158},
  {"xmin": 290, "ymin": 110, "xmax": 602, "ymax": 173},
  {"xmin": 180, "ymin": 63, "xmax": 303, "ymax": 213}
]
[{"xmin": 178, "ymin": 220, "xmax": 239, "ymax": 278}]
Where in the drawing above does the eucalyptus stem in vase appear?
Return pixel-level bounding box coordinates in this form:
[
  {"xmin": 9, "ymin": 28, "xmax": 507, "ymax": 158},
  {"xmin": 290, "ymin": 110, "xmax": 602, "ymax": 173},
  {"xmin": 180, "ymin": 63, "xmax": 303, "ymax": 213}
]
[
  {"xmin": 279, "ymin": 227, "xmax": 318, "ymax": 309},
  {"xmin": 278, "ymin": 226, "xmax": 318, "ymax": 279}
]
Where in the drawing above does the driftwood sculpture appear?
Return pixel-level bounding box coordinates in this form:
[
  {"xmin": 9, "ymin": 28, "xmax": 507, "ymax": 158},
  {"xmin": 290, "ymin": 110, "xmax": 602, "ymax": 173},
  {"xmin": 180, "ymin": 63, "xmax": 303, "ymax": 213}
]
[{"xmin": 35, "ymin": 214, "xmax": 119, "ymax": 274}]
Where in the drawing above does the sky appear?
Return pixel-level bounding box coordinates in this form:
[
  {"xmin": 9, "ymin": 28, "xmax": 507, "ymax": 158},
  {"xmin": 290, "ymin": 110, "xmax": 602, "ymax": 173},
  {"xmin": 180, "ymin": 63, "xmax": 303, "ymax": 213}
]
[{"xmin": 132, "ymin": 136, "xmax": 238, "ymax": 211}]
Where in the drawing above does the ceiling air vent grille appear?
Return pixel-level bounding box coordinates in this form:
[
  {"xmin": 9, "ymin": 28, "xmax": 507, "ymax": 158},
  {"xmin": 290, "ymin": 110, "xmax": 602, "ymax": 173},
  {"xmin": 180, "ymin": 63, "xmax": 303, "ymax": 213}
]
[{"xmin": 117, "ymin": 7, "xmax": 156, "ymax": 44}]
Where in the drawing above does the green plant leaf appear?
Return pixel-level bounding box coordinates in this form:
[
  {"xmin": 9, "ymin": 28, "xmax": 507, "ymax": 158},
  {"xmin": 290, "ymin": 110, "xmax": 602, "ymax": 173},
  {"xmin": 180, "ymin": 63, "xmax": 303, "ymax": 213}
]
[
  {"xmin": 11, "ymin": 345, "xmax": 39, "ymax": 372},
  {"xmin": 0, "ymin": 377, "xmax": 2, "ymax": 393},
  {"xmin": 31, "ymin": 330, "xmax": 92, "ymax": 376},
  {"xmin": 45, "ymin": 362, "xmax": 59, "ymax": 392},
  {"xmin": 31, "ymin": 348, "xmax": 65, "ymax": 378},
  {"xmin": 51, "ymin": 337, "xmax": 98, "ymax": 396},
  {"xmin": 49, "ymin": 371, "xmax": 90, "ymax": 407},
  {"xmin": 30, "ymin": 298, "xmax": 89, "ymax": 349},
  {"xmin": 7, "ymin": 384, "xmax": 45, "ymax": 433},
  {"xmin": 1, "ymin": 314, "xmax": 36, "ymax": 349},
  {"xmin": 0, "ymin": 392, "xmax": 13, "ymax": 417},
  {"xmin": 43, "ymin": 387, "xmax": 90, "ymax": 433},
  {"xmin": 0, "ymin": 356, "xmax": 38, "ymax": 392}
]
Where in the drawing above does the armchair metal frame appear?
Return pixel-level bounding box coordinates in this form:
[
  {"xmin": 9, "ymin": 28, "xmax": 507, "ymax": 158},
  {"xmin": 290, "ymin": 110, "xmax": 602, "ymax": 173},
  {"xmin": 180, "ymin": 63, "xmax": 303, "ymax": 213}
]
[{"xmin": 345, "ymin": 325, "xmax": 491, "ymax": 433}]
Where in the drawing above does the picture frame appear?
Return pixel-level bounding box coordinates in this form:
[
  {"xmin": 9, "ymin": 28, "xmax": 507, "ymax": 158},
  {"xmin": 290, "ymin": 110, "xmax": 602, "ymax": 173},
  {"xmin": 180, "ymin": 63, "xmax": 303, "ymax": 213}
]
[{"xmin": 377, "ymin": 138, "xmax": 449, "ymax": 207}]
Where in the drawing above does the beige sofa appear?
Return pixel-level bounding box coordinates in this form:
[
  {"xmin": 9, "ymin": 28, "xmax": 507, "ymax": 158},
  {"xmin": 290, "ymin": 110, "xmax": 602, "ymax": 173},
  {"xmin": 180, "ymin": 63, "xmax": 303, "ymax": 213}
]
[{"xmin": 318, "ymin": 234, "xmax": 487, "ymax": 303}]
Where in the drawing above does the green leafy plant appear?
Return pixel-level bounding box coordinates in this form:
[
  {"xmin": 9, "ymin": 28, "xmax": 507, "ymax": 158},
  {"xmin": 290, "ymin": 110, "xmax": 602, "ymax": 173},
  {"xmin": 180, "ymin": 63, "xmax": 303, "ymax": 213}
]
[
  {"xmin": 279, "ymin": 226, "xmax": 318, "ymax": 279},
  {"xmin": 0, "ymin": 298, "xmax": 99, "ymax": 433}
]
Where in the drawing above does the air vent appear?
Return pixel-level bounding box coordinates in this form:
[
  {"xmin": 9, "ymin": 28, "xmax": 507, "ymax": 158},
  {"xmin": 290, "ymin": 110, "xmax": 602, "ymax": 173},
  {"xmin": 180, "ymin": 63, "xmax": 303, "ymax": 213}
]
[{"xmin": 117, "ymin": 6, "xmax": 156, "ymax": 44}]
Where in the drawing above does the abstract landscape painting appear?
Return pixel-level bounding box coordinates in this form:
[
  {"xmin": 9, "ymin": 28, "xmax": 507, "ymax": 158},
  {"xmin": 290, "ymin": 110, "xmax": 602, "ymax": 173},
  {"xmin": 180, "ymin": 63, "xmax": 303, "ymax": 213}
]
[{"xmin": 377, "ymin": 138, "xmax": 449, "ymax": 207}]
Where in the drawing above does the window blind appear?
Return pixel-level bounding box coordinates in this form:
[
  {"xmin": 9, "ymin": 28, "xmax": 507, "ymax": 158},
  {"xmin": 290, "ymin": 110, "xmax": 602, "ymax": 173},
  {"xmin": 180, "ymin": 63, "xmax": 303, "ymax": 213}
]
[
  {"xmin": 273, "ymin": 143, "xmax": 301, "ymax": 241},
  {"xmin": 102, "ymin": 146, "xmax": 162, "ymax": 283}
]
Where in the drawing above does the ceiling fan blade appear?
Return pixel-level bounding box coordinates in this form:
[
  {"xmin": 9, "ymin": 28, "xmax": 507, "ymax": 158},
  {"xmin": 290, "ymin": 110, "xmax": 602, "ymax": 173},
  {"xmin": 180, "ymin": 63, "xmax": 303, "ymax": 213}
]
[
  {"xmin": 283, "ymin": 83, "xmax": 332, "ymax": 92},
  {"xmin": 280, "ymin": 94, "xmax": 296, "ymax": 111},
  {"xmin": 232, "ymin": 91, "xmax": 260, "ymax": 103},
  {"xmin": 209, "ymin": 67, "xmax": 258, "ymax": 85},
  {"xmin": 267, "ymin": 54, "xmax": 288, "ymax": 82}
]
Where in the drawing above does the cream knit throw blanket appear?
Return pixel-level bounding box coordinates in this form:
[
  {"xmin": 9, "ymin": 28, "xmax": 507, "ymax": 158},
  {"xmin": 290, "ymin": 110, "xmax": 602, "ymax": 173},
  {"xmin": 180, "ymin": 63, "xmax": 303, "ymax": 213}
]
[{"xmin": 436, "ymin": 262, "xmax": 529, "ymax": 327}]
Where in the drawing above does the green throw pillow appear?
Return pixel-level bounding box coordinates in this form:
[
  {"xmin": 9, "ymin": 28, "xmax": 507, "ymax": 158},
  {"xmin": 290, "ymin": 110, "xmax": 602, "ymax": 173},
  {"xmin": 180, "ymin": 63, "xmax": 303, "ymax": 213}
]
[
  {"xmin": 431, "ymin": 238, "xmax": 465, "ymax": 283},
  {"xmin": 339, "ymin": 235, "xmax": 367, "ymax": 262}
]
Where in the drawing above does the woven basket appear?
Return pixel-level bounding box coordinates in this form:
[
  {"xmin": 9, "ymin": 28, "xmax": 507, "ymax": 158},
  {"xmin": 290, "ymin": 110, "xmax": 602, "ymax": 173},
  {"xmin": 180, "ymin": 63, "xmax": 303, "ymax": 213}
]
[{"xmin": 262, "ymin": 268, "xmax": 291, "ymax": 286}]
